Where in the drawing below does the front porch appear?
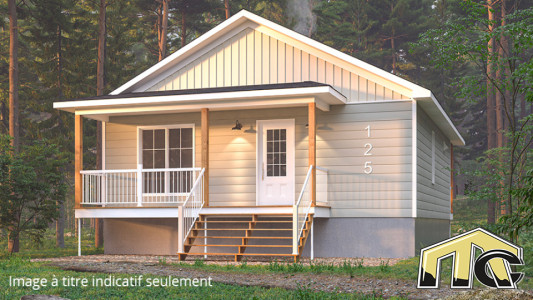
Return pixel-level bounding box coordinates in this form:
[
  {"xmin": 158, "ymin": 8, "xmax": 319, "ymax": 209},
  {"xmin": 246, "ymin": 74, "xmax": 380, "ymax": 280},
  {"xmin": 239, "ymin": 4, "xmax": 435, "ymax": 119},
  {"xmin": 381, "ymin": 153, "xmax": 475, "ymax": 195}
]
[{"xmin": 59, "ymin": 83, "xmax": 343, "ymax": 260}]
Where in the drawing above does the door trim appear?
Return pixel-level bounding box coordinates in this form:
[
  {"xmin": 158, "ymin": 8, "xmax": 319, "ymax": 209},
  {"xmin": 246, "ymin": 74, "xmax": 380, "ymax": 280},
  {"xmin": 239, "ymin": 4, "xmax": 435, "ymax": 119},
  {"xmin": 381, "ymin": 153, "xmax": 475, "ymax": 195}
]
[{"xmin": 256, "ymin": 119, "xmax": 296, "ymax": 206}]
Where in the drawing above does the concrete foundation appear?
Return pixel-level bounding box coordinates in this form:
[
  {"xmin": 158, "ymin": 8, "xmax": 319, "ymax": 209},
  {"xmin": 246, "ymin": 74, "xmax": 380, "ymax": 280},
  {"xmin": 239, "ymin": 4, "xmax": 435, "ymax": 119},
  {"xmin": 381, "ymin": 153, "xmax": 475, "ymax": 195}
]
[{"xmin": 103, "ymin": 217, "xmax": 450, "ymax": 258}]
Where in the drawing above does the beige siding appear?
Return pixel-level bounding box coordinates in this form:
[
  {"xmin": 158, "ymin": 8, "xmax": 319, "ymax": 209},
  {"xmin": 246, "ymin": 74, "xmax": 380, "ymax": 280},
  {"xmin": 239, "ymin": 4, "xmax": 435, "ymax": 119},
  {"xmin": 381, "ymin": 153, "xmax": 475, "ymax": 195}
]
[
  {"xmin": 106, "ymin": 102, "xmax": 413, "ymax": 217},
  {"xmin": 146, "ymin": 27, "xmax": 408, "ymax": 102},
  {"xmin": 417, "ymin": 105, "xmax": 451, "ymax": 219},
  {"xmin": 317, "ymin": 102, "xmax": 413, "ymax": 217}
]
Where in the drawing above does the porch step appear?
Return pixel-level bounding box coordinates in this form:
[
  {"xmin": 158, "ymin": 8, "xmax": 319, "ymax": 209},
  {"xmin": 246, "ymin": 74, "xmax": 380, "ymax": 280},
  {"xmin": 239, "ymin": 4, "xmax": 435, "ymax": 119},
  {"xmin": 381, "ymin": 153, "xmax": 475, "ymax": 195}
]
[
  {"xmin": 178, "ymin": 213, "xmax": 313, "ymax": 262},
  {"xmin": 187, "ymin": 244, "xmax": 292, "ymax": 248}
]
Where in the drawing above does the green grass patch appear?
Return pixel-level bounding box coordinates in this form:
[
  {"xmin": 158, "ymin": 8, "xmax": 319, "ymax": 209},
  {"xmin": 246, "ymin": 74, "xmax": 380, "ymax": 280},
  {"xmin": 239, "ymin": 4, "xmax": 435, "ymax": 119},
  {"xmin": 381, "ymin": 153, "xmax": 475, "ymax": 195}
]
[
  {"xmin": 0, "ymin": 257, "xmax": 390, "ymax": 299},
  {"xmin": 0, "ymin": 228, "xmax": 103, "ymax": 259}
]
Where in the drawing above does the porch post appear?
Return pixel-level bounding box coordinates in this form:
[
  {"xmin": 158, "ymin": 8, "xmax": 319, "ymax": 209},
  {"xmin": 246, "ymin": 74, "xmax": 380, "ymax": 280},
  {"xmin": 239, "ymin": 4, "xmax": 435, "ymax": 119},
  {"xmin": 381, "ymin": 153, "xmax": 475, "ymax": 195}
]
[
  {"xmin": 75, "ymin": 115, "xmax": 83, "ymax": 209},
  {"xmin": 308, "ymin": 103, "xmax": 316, "ymax": 207},
  {"xmin": 201, "ymin": 108, "xmax": 209, "ymax": 207}
]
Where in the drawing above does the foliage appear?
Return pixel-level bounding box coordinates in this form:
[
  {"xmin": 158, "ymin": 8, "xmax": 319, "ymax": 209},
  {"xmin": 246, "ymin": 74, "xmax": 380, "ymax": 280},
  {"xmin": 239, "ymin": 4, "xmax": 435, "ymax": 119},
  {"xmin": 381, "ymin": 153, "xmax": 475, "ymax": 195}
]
[{"xmin": 0, "ymin": 135, "xmax": 68, "ymax": 252}]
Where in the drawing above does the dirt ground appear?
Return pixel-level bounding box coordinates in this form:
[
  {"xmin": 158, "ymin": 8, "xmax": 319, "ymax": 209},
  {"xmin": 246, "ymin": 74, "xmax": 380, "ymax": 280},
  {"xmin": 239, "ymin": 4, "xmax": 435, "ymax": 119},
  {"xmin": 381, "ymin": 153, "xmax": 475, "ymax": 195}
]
[{"xmin": 33, "ymin": 255, "xmax": 532, "ymax": 299}]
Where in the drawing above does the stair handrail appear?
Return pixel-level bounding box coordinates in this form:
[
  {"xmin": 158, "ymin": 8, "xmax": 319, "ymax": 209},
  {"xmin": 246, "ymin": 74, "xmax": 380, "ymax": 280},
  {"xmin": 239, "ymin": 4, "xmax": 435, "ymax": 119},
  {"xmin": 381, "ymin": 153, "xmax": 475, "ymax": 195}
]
[
  {"xmin": 293, "ymin": 165, "xmax": 314, "ymax": 255},
  {"xmin": 178, "ymin": 168, "xmax": 205, "ymax": 253}
]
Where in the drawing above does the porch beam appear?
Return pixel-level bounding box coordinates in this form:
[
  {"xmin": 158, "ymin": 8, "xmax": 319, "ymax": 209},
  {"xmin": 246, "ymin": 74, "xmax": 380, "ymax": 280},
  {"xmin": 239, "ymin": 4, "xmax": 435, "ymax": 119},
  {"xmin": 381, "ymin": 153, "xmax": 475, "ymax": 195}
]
[
  {"xmin": 308, "ymin": 102, "xmax": 316, "ymax": 207},
  {"xmin": 201, "ymin": 108, "xmax": 209, "ymax": 207},
  {"xmin": 75, "ymin": 115, "xmax": 83, "ymax": 209}
]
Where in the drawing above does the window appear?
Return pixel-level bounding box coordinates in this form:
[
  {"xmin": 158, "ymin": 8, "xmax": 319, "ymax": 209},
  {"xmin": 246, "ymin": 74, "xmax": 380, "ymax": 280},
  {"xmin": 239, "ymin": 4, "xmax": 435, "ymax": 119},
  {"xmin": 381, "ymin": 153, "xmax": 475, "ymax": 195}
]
[
  {"xmin": 266, "ymin": 129, "xmax": 287, "ymax": 177},
  {"xmin": 431, "ymin": 131, "xmax": 435, "ymax": 184},
  {"xmin": 140, "ymin": 126, "xmax": 194, "ymax": 194}
]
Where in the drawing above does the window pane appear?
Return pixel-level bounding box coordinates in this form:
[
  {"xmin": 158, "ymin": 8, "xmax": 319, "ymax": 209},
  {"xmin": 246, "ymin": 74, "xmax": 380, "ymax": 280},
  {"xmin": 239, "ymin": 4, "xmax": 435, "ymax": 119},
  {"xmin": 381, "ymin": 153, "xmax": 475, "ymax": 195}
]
[
  {"xmin": 280, "ymin": 153, "xmax": 286, "ymax": 164},
  {"xmin": 267, "ymin": 130, "xmax": 273, "ymax": 140},
  {"xmin": 280, "ymin": 129, "xmax": 286, "ymax": 140},
  {"xmin": 274, "ymin": 165, "xmax": 279, "ymax": 176},
  {"xmin": 267, "ymin": 165, "xmax": 273, "ymax": 176},
  {"xmin": 181, "ymin": 128, "xmax": 193, "ymax": 148},
  {"xmin": 169, "ymin": 129, "xmax": 180, "ymax": 148},
  {"xmin": 280, "ymin": 141, "xmax": 286, "ymax": 152},
  {"xmin": 154, "ymin": 150, "xmax": 165, "ymax": 168},
  {"xmin": 274, "ymin": 129, "xmax": 279, "ymax": 140},
  {"xmin": 280, "ymin": 165, "xmax": 286, "ymax": 176},
  {"xmin": 274, "ymin": 154, "xmax": 279, "ymax": 164},
  {"xmin": 267, "ymin": 142, "xmax": 273, "ymax": 153},
  {"xmin": 274, "ymin": 141, "xmax": 279, "ymax": 152},
  {"xmin": 181, "ymin": 149, "xmax": 193, "ymax": 168},
  {"xmin": 143, "ymin": 150, "xmax": 153, "ymax": 169},
  {"xmin": 154, "ymin": 129, "xmax": 165, "ymax": 149},
  {"xmin": 142, "ymin": 130, "xmax": 153, "ymax": 149},
  {"xmin": 267, "ymin": 154, "xmax": 273, "ymax": 164},
  {"xmin": 169, "ymin": 149, "xmax": 180, "ymax": 168}
]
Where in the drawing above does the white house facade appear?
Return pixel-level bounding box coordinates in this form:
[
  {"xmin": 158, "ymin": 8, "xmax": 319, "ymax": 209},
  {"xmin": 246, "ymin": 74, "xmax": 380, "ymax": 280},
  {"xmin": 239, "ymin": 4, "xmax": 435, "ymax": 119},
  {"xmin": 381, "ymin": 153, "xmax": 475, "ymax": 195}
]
[{"xmin": 54, "ymin": 10, "xmax": 464, "ymax": 260}]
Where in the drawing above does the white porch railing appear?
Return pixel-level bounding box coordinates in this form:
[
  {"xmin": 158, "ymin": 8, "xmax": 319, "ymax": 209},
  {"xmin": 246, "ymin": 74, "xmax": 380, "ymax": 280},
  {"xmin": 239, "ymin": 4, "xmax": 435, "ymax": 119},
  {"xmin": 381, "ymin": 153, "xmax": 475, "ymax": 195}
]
[
  {"xmin": 178, "ymin": 168, "xmax": 206, "ymax": 253},
  {"xmin": 80, "ymin": 165, "xmax": 202, "ymax": 206},
  {"xmin": 293, "ymin": 165, "xmax": 314, "ymax": 255}
]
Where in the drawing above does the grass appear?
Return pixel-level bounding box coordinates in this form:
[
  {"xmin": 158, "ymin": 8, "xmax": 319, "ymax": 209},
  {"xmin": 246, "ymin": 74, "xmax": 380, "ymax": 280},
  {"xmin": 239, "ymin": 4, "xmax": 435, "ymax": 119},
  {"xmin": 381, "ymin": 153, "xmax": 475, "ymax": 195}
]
[
  {"xmin": 0, "ymin": 228, "xmax": 103, "ymax": 259},
  {"xmin": 171, "ymin": 258, "xmax": 421, "ymax": 281},
  {"xmin": 0, "ymin": 257, "xmax": 391, "ymax": 300}
]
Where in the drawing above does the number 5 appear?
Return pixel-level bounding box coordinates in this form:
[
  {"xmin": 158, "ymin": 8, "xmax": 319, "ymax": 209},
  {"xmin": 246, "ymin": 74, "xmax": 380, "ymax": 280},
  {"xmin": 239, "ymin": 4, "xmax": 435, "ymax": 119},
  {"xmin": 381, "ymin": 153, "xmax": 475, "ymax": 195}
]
[{"xmin": 364, "ymin": 161, "xmax": 373, "ymax": 174}]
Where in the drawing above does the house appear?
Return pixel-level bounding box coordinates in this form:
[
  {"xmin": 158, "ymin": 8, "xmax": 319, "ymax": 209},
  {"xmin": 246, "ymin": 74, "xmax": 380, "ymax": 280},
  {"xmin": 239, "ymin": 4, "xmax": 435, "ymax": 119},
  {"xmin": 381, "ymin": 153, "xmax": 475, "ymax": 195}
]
[{"xmin": 53, "ymin": 10, "xmax": 464, "ymax": 261}]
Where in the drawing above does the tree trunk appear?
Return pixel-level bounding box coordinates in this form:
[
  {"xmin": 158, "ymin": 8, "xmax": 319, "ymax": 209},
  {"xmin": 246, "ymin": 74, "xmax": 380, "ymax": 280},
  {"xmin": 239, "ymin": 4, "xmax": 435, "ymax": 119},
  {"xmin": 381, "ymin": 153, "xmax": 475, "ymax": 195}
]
[
  {"xmin": 95, "ymin": 0, "xmax": 106, "ymax": 249},
  {"xmin": 159, "ymin": 0, "xmax": 169, "ymax": 61},
  {"xmin": 225, "ymin": 0, "xmax": 230, "ymax": 19},
  {"xmin": 56, "ymin": 201, "xmax": 65, "ymax": 248},
  {"xmin": 8, "ymin": 0, "xmax": 19, "ymax": 153},
  {"xmin": 486, "ymin": 0, "xmax": 496, "ymax": 224},
  {"xmin": 7, "ymin": 230, "xmax": 19, "ymax": 253},
  {"xmin": 181, "ymin": 8, "xmax": 187, "ymax": 47},
  {"xmin": 56, "ymin": 25, "xmax": 65, "ymax": 248}
]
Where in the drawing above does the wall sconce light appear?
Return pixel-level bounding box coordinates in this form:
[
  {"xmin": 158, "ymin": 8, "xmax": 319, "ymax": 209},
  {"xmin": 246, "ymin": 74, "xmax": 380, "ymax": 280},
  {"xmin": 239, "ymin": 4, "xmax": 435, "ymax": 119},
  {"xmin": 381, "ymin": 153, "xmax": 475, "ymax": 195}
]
[
  {"xmin": 305, "ymin": 123, "xmax": 309, "ymax": 128},
  {"xmin": 232, "ymin": 120, "xmax": 243, "ymax": 130}
]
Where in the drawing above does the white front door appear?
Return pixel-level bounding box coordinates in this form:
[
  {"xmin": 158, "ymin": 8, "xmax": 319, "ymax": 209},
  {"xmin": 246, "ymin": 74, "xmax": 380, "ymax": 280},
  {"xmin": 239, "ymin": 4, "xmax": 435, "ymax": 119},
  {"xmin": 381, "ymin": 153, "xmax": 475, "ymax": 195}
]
[{"xmin": 257, "ymin": 119, "xmax": 295, "ymax": 206}]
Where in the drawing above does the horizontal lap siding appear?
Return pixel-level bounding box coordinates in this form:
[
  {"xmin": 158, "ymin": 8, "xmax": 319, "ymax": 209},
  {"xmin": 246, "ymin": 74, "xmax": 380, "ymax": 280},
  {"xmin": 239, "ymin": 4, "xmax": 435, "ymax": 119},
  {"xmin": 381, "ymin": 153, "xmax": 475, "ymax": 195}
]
[
  {"xmin": 416, "ymin": 106, "xmax": 451, "ymax": 219},
  {"xmin": 146, "ymin": 27, "xmax": 408, "ymax": 102},
  {"xmin": 317, "ymin": 102, "xmax": 413, "ymax": 218},
  {"xmin": 106, "ymin": 102, "xmax": 413, "ymax": 217},
  {"xmin": 109, "ymin": 108, "xmax": 307, "ymax": 207}
]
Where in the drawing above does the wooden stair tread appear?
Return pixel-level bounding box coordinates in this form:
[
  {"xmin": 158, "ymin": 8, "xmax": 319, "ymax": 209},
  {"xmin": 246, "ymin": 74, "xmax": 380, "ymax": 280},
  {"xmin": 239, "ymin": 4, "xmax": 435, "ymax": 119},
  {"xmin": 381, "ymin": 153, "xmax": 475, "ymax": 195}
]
[
  {"xmin": 196, "ymin": 220, "xmax": 291, "ymax": 223},
  {"xmin": 181, "ymin": 252, "xmax": 296, "ymax": 257},
  {"xmin": 193, "ymin": 228, "xmax": 292, "ymax": 231},
  {"xmin": 194, "ymin": 236, "xmax": 293, "ymax": 239},
  {"xmin": 186, "ymin": 244, "xmax": 291, "ymax": 248}
]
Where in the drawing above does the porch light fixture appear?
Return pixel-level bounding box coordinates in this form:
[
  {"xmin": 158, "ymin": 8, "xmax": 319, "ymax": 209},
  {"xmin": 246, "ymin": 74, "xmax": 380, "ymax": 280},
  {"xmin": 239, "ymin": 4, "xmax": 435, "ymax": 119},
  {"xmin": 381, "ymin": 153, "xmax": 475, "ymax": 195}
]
[{"xmin": 232, "ymin": 120, "xmax": 243, "ymax": 130}]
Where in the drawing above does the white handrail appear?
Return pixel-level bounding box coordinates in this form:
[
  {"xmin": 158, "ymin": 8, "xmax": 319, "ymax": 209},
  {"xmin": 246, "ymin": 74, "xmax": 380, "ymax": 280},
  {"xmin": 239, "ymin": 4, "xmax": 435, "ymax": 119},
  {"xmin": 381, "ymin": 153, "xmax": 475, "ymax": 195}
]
[
  {"xmin": 81, "ymin": 167, "xmax": 201, "ymax": 174},
  {"xmin": 293, "ymin": 165, "xmax": 314, "ymax": 255},
  {"xmin": 178, "ymin": 168, "xmax": 206, "ymax": 253}
]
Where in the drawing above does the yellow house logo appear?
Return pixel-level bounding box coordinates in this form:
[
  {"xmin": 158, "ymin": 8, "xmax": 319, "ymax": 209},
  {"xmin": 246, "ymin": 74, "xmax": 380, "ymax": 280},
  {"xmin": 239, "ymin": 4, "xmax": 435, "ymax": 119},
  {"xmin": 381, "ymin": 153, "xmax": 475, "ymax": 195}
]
[{"xmin": 418, "ymin": 228, "xmax": 524, "ymax": 289}]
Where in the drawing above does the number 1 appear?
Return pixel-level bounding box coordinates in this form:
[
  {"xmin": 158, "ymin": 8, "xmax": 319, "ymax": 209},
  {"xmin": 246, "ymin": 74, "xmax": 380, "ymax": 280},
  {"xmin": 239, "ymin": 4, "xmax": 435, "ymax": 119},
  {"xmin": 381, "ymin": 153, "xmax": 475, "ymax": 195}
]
[{"xmin": 365, "ymin": 125, "xmax": 371, "ymax": 138}]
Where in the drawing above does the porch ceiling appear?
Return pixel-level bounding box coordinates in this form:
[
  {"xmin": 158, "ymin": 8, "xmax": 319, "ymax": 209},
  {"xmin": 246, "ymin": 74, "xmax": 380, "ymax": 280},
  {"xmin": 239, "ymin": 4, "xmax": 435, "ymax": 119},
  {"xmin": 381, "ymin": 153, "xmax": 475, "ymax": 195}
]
[{"xmin": 53, "ymin": 82, "xmax": 346, "ymax": 122}]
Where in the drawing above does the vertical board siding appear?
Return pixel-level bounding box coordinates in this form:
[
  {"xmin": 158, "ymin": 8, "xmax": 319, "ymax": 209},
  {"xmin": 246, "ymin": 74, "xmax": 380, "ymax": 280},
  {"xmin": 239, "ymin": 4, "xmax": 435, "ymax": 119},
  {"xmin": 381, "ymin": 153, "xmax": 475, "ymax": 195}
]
[
  {"xmin": 106, "ymin": 101, "xmax": 413, "ymax": 217},
  {"xmin": 417, "ymin": 106, "xmax": 451, "ymax": 219},
  {"xmin": 145, "ymin": 28, "xmax": 407, "ymax": 102}
]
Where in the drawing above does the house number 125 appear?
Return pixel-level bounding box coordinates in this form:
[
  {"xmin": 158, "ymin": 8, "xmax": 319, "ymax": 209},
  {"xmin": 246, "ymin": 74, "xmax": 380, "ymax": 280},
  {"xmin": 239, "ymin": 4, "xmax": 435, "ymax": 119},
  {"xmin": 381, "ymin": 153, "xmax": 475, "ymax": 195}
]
[{"xmin": 364, "ymin": 125, "xmax": 373, "ymax": 174}]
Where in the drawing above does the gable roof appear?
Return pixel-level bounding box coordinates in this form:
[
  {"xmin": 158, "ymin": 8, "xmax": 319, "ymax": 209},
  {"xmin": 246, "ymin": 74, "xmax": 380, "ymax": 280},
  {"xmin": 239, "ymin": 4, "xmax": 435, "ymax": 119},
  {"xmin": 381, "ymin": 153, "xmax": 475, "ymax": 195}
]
[{"xmin": 109, "ymin": 10, "xmax": 464, "ymax": 146}]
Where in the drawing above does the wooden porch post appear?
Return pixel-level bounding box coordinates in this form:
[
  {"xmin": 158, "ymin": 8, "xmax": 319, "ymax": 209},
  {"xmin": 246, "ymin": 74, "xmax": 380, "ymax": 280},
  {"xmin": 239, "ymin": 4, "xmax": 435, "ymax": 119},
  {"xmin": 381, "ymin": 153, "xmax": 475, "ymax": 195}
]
[
  {"xmin": 75, "ymin": 115, "xmax": 83, "ymax": 209},
  {"xmin": 201, "ymin": 108, "xmax": 209, "ymax": 207},
  {"xmin": 308, "ymin": 103, "xmax": 316, "ymax": 207}
]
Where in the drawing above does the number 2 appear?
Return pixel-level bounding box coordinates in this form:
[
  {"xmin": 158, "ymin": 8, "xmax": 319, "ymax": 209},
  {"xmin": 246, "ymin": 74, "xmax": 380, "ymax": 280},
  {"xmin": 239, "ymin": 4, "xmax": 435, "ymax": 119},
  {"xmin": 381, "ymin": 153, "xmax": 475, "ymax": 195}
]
[{"xmin": 364, "ymin": 143, "xmax": 373, "ymax": 156}]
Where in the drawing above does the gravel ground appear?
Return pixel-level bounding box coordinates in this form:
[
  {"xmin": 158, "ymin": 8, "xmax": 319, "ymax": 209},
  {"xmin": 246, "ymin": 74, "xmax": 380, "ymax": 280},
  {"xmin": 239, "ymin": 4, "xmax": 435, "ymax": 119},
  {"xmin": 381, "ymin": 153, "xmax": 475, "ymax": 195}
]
[{"xmin": 32, "ymin": 255, "xmax": 532, "ymax": 299}]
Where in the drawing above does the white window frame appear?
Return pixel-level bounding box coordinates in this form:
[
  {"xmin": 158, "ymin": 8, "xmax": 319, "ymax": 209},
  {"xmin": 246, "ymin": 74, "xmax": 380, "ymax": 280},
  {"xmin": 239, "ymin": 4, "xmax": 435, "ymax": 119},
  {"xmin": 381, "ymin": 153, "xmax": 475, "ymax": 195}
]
[
  {"xmin": 431, "ymin": 130, "xmax": 436, "ymax": 185},
  {"xmin": 137, "ymin": 124, "xmax": 196, "ymax": 196}
]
